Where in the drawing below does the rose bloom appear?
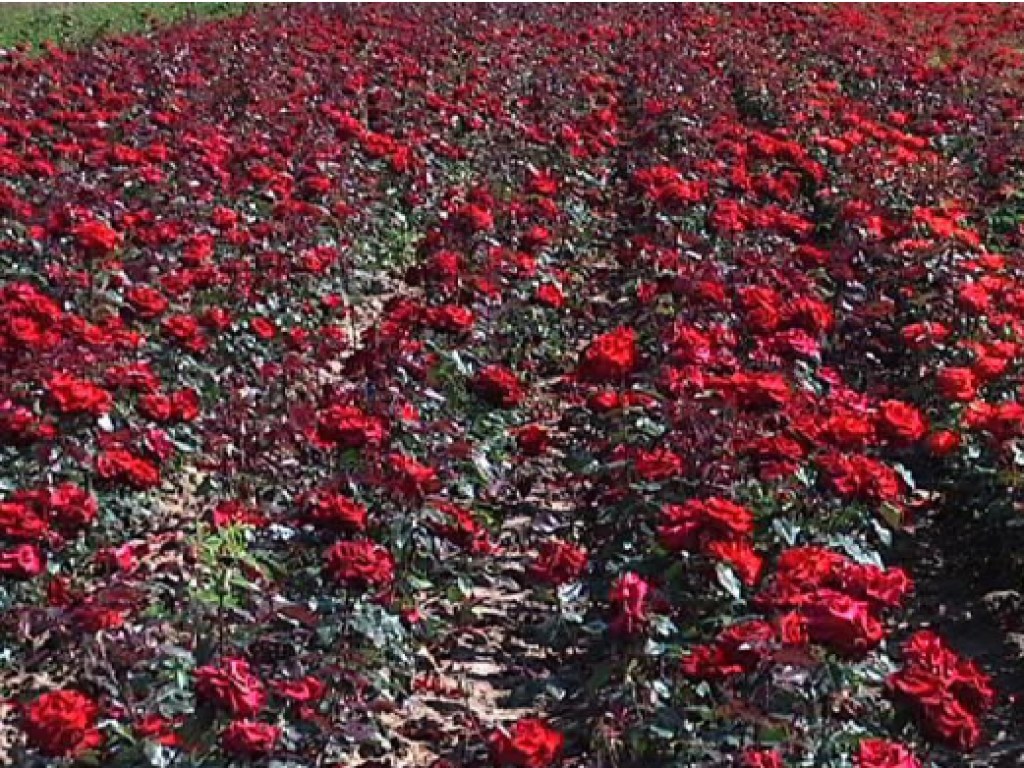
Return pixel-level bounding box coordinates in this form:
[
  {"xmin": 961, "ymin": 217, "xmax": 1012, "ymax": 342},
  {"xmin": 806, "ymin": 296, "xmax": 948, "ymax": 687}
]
[
  {"xmin": 220, "ymin": 719, "xmax": 280, "ymax": 757},
  {"xmin": 935, "ymin": 367, "xmax": 978, "ymax": 402},
  {"xmin": 72, "ymin": 219, "xmax": 120, "ymax": 256},
  {"xmin": 126, "ymin": 285, "xmax": 169, "ymax": 319},
  {"xmin": 274, "ymin": 676, "xmax": 327, "ymax": 703},
  {"xmin": 325, "ymin": 540, "xmax": 395, "ymax": 588},
  {"xmin": 95, "ymin": 448, "xmax": 161, "ymax": 489},
  {"xmin": 135, "ymin": 714, "xmax": 183, "ymax": 748},
  {"xmin": 316, "ymin": 404, "xmax": 387, "ymax": 449},
  {"xmin": 900, "ymin": 321, "xmax": 950, "ymax": 350},
  {"xmin": 682, "ymin": 620, "xmax": 776, "ymax": 680},
  {"xmin": 212, "ymin": 500, "xmax": 268, "ymax": 528},
  {"xmin": 138, "ymin": 392, "xmax": 175, "ymax": 422},
  {"xmin": 799, "ymin": 591, "xmax": 885, "ymax": 656},
  {"xmin": 515, "ymin": 423, "xmax": 551, "ymax": 456},
  {"xmin": 387, "ymin": 452, "xmax": 440, "ymax": 498},
  {"xmin": 250, "ymin": 316, "xmax": 277, "ymax": 340},
  {"xmin": 0, "ymin": 543, "xmax": 46, "ymax": 579},
  {"xmin": 0, "ymin": 499, "xmax": 48, "ymax": 540},
  {"xmin": 927, "ymin": 429, "xmax": 960, "ymax": 457},
  {"xmin": 194, "ymin": 658, "xmax": 267, "ymax": 717},
  {"xmin": 741, "ymin": 748, "xmax": 784, "ymax": 768},
  {"xmin": 609, "ymin": 571, "xmax": 651, "ymax": 636},
  {"xmin": 48, "ymin": 372, "xmax": 112, "ymax": 416},
  {"xmin": 47, "ymin": 482, "xmax": 97, "ymax": 531},
  {"xmin": 529, "ymin": 539, "xmax": 587, "ymax": 585},
  {"xmin": 876, "ymin": 400, "xmax": 929, "ymax": 444},
  {"xmin": 171, "ymin": 388, "xmax": 201, "ymax": 421},
  {"xmin": 579, "ymin": 326, "xmax": 638, "ymax": 383},
  {"xmin": 22, "ymin": 690, "xmax": 102, "ymax": 757},
  {"xmin": 426, "ymin": 304, "xmax": 475, "ymax": 334},
  {"xmin": 475, "ymin": 365, "xmax": 527, "ymax": 408},
  {"xmin": 855, "ymin": 739, "xmax": 921, "ymax": 768},
  {"xmin": 535, "ymin": 283, "xmax": 565, "ymax": 308},
  {"xmin": 705, "ymin": 540, "xmax": 763, "ymax": 586},
  {"xmin": 634, "ymin": 448, "xmax": 684, "ymax": 482},
  {"xmin": 658, "ymin": 497, "xmax": 754, "ymax": 551},
  {"xmin": 887, "ymin": 630, "xmax": 994, "ymax": 751},
  {"xmin": 587, "ymin": 389, "xmax": 621, "ymax": 413},
  {"xmin": 488, "ymin": 718, "xmax": 564, "ymax": 768},
  {"xmin": 301, "ymin": 488, "xmax": 368, "ymax": 531}
]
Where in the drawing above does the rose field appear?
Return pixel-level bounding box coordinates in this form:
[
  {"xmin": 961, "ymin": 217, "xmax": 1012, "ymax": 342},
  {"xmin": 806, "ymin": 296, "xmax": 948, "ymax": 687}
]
[{"xmin": 2, "ymin": 3, "xmax": 1024, "ymax": 767}]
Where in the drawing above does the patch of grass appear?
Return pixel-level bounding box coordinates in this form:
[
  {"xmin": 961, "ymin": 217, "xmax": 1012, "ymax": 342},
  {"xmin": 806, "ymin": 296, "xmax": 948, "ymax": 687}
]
[{"xmin": 0, "ymin": 3, "xmax": 249, "ymax": 51}]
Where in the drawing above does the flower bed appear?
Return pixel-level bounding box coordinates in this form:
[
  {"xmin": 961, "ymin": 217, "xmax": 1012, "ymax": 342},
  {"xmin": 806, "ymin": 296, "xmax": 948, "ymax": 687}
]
[{"xmin": 1, "ymin": 5, "xmax": 1021, "ymax": 767}]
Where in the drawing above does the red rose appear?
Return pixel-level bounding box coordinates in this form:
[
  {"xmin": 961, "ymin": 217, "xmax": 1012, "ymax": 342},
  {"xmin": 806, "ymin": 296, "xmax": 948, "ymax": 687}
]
[
  {"xmin": 126, "ymin": 285, "xmax": 169, "ymax": 319},
  {"xmin": 325, "ymin": 540, "xmax": 395, "ymax": 588},
  {"xmin": 888, "ymin": 631, "xmax": 994, "ymax": 751},
  {"xmin": 162, "ymin": 314, "xmax": 208, "ymax": 352},
  {"xmin": 876, "ymin": 400, "xmax": 928, "ymax": 444},
  {"xmin": 274, "ymin": 676, "xmax": 327, "ymax": 703},
  {"xmin": 855, "ymin": 739, "xmax": 921, "ymax": 768},
  {"xmin": 212, "ymin": 500, "xmax": 268, "ymax": 528},
  {"xmin": 634, "ymin": 448, "xmax": 684, "ymax": 481},
  {"xmin": 95, "ymin": 448, "xmax": 161, "ymax": 489},
  {"xmin": 839, "ymin": 563, "xmax": 912, "ymax": 609},
  {"xmin": 387, "ymin": 452, "xmax": 440, "ymax": 498},
  {"xmin": 475, "ymin": 365, "xmax": 527, "ymax": 408},
  {"xmin": 529, "ymin": 540, "xmax": 587, "ymax": 585},
  {"xmin": 47, "ymin": 482, "xmax": 97, "ymax": 530},
  {"xmin": 0, "ymin": 543, "xmax": 46, "ymax": 579},
  {"xmin": 22, "ymin": 690, "xmax": 101, "ymax": 757},
  {"xmin": 72, "ymin": 219, "xmax": 120, "ymax": 256},
  {"xmin": 705, "ymin": 540, "xmax": 763, "ymax": 586},
  {"xmin": 488, "ymin": 718, "xmax": 564, "ymax": 768},
  {"xmin": 301, "ymin": 488, "xmax": 368, "ymax": 531},
  {"xmin": 535, "ymin": 283, "xmax": 565, "ymax": 308},
  {"xmin": 515, "ymin": 424, "xmax": 551, "ymax": 456},
  {"xmin": 453, "ymin": 202, "xmax": 494, "ymax": 233},
  {"xmin": 426, "ymin": 305, "xmax": 475, "ymax": 334},
  {"xmin": 720, "ymin": 371, "xmax": 792, "ymax": 410},
  {"xmin": 927, "ymin": 429, "xmax": 960, "ymax": 456},
  {"xmin": 973, "ymin": 354, "xmax": 1008, "ymax": 382},
  {"xmin": 921, "ymin": 694, "xmax": 983, "ymax": 751},
  {"xmin": 195, "ymin": 658, "xmax": 267, "ymax": 717},
  {"xmin": 936, "ymin": 367, "xmax": 978, "ymax": 402},
  {"xmin": 171, "ymin": 388, "xmax": 201, "ymax": 421},
  {"xmin": 201, "ymin": 306, "xmax": 232, "ymax": 331},
  {"xmin": 587, "ymin": 390, "xmax": 621, "ymax": 412},
  {"xmin": 799, "ymin": 591, "xmax": 884, "ymax": 656},
  {"xmin": 135, "ymin": 714, "xmax": 183, "ymax": 747},
  {"xmin": 741, "ymin": 748, "xmax": 784, "ymax": 768},
  {"xmin": 818, "ymin": 453, "xmax": 902, "ymax": 505},
  {"xmin": 139, "ymin": 392, "xmax": 175, "ymax": 422},
  {"xmin": 316, "ymin": 404, "xmax": 388, "ymax": 449},
  {"xmin": 250, "ymin": 316, "xmax": 277, "ymax": 340},
  {"xmin": 0, "ymin": 501, "xmax": 48, "ymax": 540},
  {"xmin": 609, "ymin": 571, "xmax": 651, "ymax": 636},
  {"xmin": 48, "ymin": 373, "xmax": 112, "ymax": 416},
  {"xmin": 428, "ymin": 501, "xmax": 494, "ymax": 554},
  {"xmin": 823, "ymin": 412, "xmax": 876, "ymax": 449},
  {"xmin": 659, "ymin": 498, "xmax": 754, "ymax": 552},
  {"xmin": 783, "ymin": 296, "xmax": 834, "ymax": 335},
  {"xmin": 682, "ymin": 620, "xmax": 776, "ymax": 679},
  {"xmin": 521, "ymin": 225, "xmax": 551, "ymax": 250},
  {"xmin": 220, "ymin": 719, "xmax": 280, "ymax": 757},
  {"xmin": 579, "ymin": 326, "xmax": 638, "ymax": 383},
  {"xmin": 901, "ymin": 321, "xmax": 950, "ymax": 350}
]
